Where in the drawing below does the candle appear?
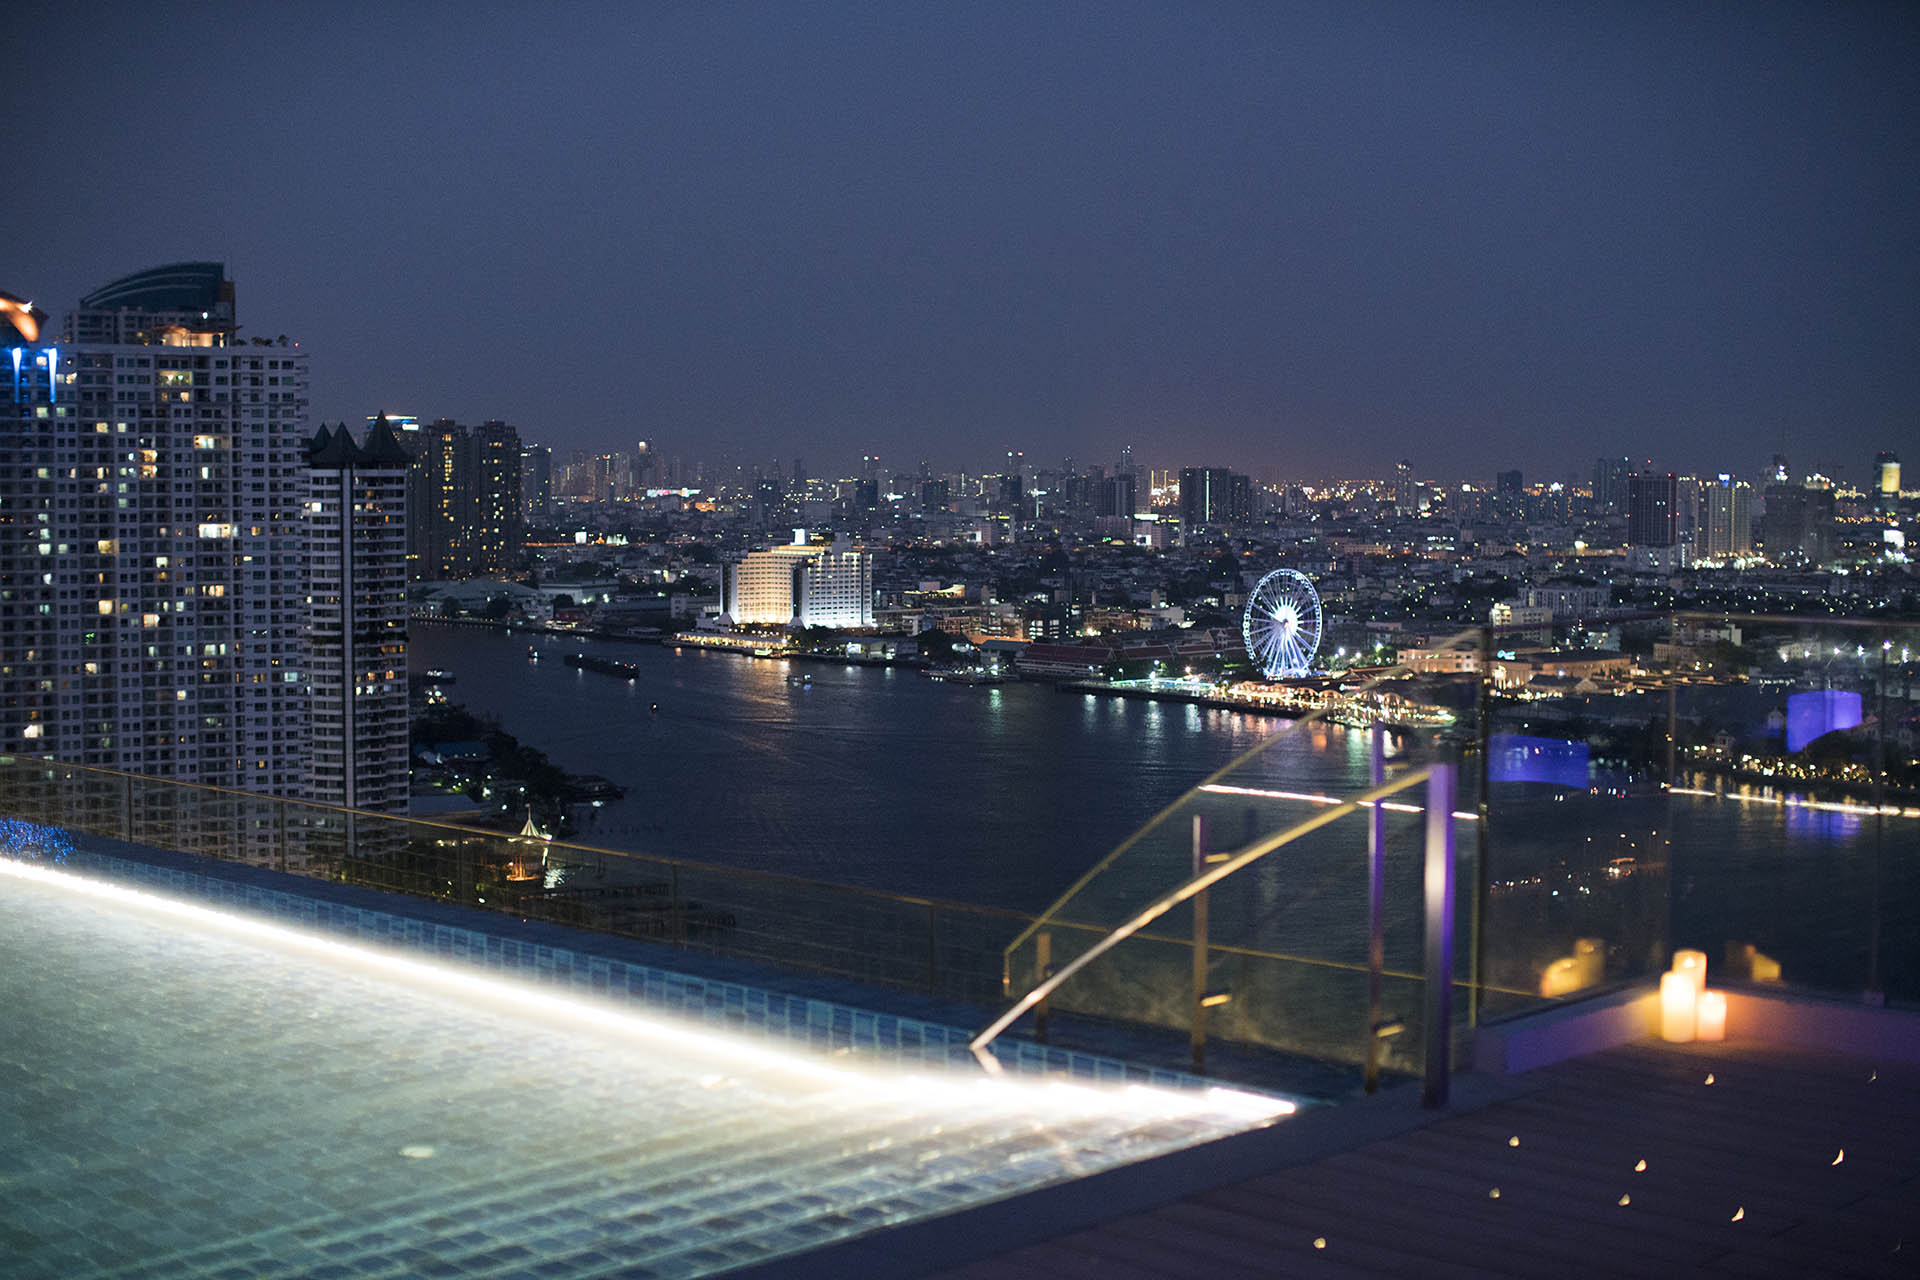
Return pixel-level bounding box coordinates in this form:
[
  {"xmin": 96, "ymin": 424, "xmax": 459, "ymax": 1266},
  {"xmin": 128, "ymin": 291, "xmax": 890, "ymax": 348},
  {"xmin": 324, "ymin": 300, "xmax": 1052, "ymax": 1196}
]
[
  {"xmin": 1574, "ymin": 937, "xmax": 1604, "ymax": 987},
  {"xmin": 1540, "ymin": 956, "xmax": 1583, "ymax": 997},
  {"xmin": 1671, "ymin": 949, "xmax": 1707, "ymax": 996},
  {"xmin": 1660, "ymin": 971, "xmax": 1697, "ymax": 1042},
  {"xmin": 1696, "ymin": 990, "xmax": 1726, "ymax": 1042}
]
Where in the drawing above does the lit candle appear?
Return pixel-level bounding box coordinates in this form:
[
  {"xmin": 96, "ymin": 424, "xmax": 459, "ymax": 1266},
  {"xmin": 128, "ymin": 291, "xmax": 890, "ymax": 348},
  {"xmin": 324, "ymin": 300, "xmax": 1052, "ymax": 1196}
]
[
  {"xmin": 1540, "ymin": 956, "xmax": 1583, "ymax": 997},
  {"xmin": 1660, "ymin": 971, "xmax": 1697, "ymax": 1042},
  {"xmin": 1574, "ymin": 937, "xmax": 1604, "ymax": 987},
  {"xmin": 1671, "ymin": 949, "xmax": 1707, "ymax": 996},
  {"xmin": 1696, "ymin": 990, "xmax": 1726, "ymax": 1042}
]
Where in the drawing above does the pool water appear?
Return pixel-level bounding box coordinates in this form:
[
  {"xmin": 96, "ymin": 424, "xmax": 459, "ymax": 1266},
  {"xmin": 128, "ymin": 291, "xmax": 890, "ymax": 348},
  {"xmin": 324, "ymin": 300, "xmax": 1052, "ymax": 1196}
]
[{"xmin": 0, "ymin": 862, "xmax": 1290, "ymax": 1278}]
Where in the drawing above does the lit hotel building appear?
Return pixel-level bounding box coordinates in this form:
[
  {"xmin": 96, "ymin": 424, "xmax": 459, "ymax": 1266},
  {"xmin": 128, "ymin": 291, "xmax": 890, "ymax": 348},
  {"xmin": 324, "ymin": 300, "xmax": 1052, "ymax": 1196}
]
[
  {"xmin": 1, "ymin": 265, "xmax": 310, "ymax": 793},
  {"xmin": 722, "ymin": 531, "xmax": 874, "ymax": 628}
]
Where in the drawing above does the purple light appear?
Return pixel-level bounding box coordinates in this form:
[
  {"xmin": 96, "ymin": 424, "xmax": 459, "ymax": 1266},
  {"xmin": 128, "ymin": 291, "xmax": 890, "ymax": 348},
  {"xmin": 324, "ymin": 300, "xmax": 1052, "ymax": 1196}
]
[
  {"xmin": 1786, "ymin": 690, "xmax": 1862, "ymax": 753},
  {"xmin": 1490, "ymin": 733, "xmax": 1590, "ymax": 788}
]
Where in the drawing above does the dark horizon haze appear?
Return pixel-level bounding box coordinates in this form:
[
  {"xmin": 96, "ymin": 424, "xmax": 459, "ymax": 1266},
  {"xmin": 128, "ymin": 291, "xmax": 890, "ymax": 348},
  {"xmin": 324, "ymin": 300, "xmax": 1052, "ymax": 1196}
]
[{"xmin": 6, "ymin": 0, "xmax": 1916, "ymax": 486}]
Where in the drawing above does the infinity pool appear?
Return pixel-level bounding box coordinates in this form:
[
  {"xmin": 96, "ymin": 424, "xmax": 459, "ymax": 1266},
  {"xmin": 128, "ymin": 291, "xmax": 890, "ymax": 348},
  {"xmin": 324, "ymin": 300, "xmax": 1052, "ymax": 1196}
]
[{"xmin": 0, "ymin": 860, "xmax": 1291, "ymax": 1278}]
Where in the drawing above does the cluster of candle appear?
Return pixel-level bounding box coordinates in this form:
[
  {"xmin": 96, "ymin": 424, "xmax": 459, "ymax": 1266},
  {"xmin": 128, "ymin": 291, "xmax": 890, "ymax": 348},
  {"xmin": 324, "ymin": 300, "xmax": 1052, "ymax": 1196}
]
[
  {"xmin": 1660, "ymin": 948, "xmax": 1726, "ymax": 1042},
  {"xmin": 1539, "ymin": 936, "xmax": 1605, "ymax": 997}
]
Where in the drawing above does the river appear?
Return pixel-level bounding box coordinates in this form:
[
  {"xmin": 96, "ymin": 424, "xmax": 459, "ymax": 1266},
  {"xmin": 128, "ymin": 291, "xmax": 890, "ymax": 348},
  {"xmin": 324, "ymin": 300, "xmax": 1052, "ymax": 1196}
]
[
  {"xmin": 410, "ymin": 622, "xmax": 1915, "ymax": 1002},
  {"xmin": 411, "ymin": 622, "xmax": 1379, "ymax": 912}
]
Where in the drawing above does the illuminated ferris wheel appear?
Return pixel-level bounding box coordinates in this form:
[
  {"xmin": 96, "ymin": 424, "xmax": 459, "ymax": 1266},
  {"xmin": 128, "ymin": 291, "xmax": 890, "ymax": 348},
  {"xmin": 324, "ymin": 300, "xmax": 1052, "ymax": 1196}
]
[{"xmin": 1242, "ymin": 568, "xmax": 1323, "ymax": 679}]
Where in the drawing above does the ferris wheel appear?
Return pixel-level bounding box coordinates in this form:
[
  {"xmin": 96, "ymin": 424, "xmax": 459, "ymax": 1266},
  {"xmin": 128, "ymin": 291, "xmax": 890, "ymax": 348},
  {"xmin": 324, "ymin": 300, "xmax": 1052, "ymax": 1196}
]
[{"xmin": 1243, "ymin": 568, "xmax": 1323, "ymax": 679}]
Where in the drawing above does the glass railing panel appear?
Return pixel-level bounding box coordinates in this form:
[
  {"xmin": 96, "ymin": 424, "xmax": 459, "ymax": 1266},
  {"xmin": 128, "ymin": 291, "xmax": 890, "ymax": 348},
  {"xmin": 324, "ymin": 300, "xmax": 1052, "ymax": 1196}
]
[
  {"xmin": 1478, "ymin": 681, "xmax": 1674, "ymax": 1021},
  {"xmin": 1661, "ymin": 617, "xmax": 1917, "ymax": 1003}
]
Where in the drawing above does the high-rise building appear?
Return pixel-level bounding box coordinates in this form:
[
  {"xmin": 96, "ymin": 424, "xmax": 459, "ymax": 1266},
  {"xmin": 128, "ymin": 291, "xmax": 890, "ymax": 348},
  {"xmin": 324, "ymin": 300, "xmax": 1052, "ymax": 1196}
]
[
  {"xmin": 1701, "ymin": 474, "xmax": 1753, "ymax": 561},
  {"xmin": 1179, "ymin": 467, "xmax": 1247, "ymax": 528},
  {"xmin": 1876, "ymin": 452, "xmax": 1901, "ymax": 514},
  {"xmin": 721, "ymin": 531, "xmax": 874, "ymax": 629},
  {"xmin": 1760, "ymin": 480, "xmax": 1835, "ymax": 567},
  {"xmin": 520, "ymin": 442, "xmax": 552, "ymax": 523},
  {"xmin": 470, "ymin": 420, "xmax": 523, "ymax": 574},
  {"xmin": 1594, "ymin": 457, "xmax": 1632, "ymax": 515},
  {"xmin": 1626, "ymin": 471, "xmax": 1677, "ymax": 548},
  {"xmin": 1674, "ymin": 475, "xmax": 1703, "ymax": 550},
  {"xmin": 1393, "ymin": 460, "xmax": 1415, "ymax": 516},
  {"xmin": 303, "ymin": 421, "xmax": 410, "ymax": 813},
  {"xmin": 404, "ymin": 418, "xmax": 523, "ymax": 579},
  {"xmin": 0, "ymin": 264, "xmax": 308, "ymax": 794},
  {"xmin": 1496, "ymin": 469, "xmax": 1523, "ymax": 496}
]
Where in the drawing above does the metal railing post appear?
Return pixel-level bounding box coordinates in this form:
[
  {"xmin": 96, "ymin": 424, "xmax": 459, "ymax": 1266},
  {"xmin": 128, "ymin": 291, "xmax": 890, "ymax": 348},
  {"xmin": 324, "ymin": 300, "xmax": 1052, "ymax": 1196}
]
[
  {"xmin": 1034, "ymin": 931, "xmax": 1051, "ymax": 1043},
  {"xmin": 1191, "ymin": 814, "xmax": 1211, "ymax": 1073},
  {"xmin": 1423, "ymin": 760, "xmax": 1456, "ymax": 1109},
  {"xmin": 1365, "ymin": 723, "xmax": 1387, "ymax": 1093},
  {"xmin": 669, "ymin": 863, "xmax": 684, "ymax": 943},
  {"xmin": 925, "ymin": 902, "xmax": 939, "ymax": 996},
  {"xmin": 1472, "ymin": 625, "xmax": 1492, "ymax": 1030},
  {"xmin": 1868, "ymin": 632, "xmax": 1889, "ymax": 1001}
]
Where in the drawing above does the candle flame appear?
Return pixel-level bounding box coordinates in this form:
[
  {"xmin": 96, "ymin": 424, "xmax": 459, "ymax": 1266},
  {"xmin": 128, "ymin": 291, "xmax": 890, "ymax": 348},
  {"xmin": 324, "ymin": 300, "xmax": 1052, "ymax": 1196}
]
[
  {"xmin": 1618, "ymin": 1193, "xmax": 1632, "ymax": 1206},
  {"xmin": 1312, "ymin": 1237, "xmax": 1326, "ymax": 1250},
  {"xmin": 1634, "ymin": 1159, "xmax": 1647, "ymax": 1172},
  {"xmin": 1731, "ymin": 1207, "xmax": 1745, "ymax": 1222},
  {"xmin": 1704, "ymin": 1073, "xmax": 1715, "ymax": 1084},
  {"xmin": 1508, "ymin": 1135, "xmax": 1520, "ymax": 1147},
  {"xmin": 1832, "ymin": 1149, "xmax": 1844, "ymax": 1165}
]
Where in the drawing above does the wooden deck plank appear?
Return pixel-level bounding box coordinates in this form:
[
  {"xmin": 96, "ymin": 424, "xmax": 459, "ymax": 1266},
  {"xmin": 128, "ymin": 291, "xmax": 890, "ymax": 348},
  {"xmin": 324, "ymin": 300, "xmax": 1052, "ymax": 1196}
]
[{"xmin": 922, "ymin": 1039, "xmax": 1920, "ymax": 1280}]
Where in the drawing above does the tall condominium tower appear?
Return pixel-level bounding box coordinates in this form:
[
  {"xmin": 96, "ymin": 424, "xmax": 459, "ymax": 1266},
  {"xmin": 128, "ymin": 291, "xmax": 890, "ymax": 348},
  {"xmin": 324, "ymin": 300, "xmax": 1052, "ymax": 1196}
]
[
  {"xmin": 1179, "ymin": 466, "xmax": 1250, "ymax": 529},
  {"xmin": 1593, "ymin": 457, "xmax": 1632, "ymax": 515},
  {"xmin": 1702, "ymin": 474, "xmax": 1753, "ymax": 561},
  {"xmin": 1626, "ymin": 471, "xmax": 1678, "ymax": 548},
  {"xmin": 304, "ymin": 421, "xmax": 410, "ymax": 813},
  {"xmin": 1, "ymin": 264, "xmax": 309, "ymax": 793},
  {"xmin": 404, "ymin": 417, "xmax": 524, "ymax": 580}
]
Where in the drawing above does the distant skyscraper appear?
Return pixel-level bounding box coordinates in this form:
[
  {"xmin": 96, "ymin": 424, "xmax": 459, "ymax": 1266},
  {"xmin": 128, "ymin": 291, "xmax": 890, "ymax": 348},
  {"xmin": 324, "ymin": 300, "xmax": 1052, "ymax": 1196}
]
[
  {"xmin": 520, "ymin": 442, "xmax": 552, "ymax": 522},
  {"xmin": 1627, "ymin": 471, "xmax": 1677, "ymax": 548},
  {"xmin": 1876, "ymin": 452, "xmax": 1900, "ymax": 513},
  {"xmin": 1179, "ymin": 467, "xmax": 1246, "ymax": 528},
  {"xmin": 470, "ymin": 420, "xmax": 523, "ymax": 574},
  {"xmin": 1594, "ymin": 457, "xmax": 1632, "ymax": 514},
  {"xmin": 1761, "ymin": 479, "xmax": 1834, "ymax": 567},
  {"xmin": 1393, "ymin": 460, "xmax": 1414, "ymax": 516},
  {"xmin": 1702, "ymin": 475, "xmax": 1753, "ymax": 560},
  {"xmin": 405, "ymin": 418, "xmax": 522, "ymax": 579},
  {"xmin": 303, "ymin": 421, "xmax": 410, "ymax": 813},
  {"xmin": 1496, "ymin": 469, "xmax": 1523, "ymax": 495},
  {"xmin": 0, "ymin": 263, "xmax": 308, "ymax": 796}
]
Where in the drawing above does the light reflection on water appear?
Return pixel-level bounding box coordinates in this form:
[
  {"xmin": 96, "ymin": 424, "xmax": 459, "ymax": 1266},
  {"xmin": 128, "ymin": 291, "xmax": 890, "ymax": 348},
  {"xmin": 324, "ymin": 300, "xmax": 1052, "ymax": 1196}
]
[
  {"xmin": 412, "ymin": 625, "xmax": 1913, "ymax": 997},
  {"xmin": 413, "ymin": 625, "xmax": 1293, "ymax": 910}
]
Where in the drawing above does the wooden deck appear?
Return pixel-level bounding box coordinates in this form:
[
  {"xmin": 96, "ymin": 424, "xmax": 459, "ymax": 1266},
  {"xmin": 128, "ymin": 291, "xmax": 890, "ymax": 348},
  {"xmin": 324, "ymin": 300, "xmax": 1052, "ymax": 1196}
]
[{"xmin": 929, "ymin": 1040, "xmax": 1920, "ymax": 1279}]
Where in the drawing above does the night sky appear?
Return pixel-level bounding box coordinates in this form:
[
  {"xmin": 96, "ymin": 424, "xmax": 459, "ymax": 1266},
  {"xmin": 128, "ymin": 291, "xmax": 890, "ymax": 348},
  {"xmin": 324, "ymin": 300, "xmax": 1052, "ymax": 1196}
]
[{"xmin": 8, "ymin": 1, "xmax": 1916, "ymax": 484}]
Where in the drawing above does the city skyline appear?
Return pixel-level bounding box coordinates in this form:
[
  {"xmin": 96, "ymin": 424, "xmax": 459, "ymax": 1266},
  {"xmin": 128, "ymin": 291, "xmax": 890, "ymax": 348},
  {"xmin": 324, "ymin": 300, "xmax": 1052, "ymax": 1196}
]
[{"xmin": 8, "ymin": 2, "xmax": 1918, "ymax": 481}]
